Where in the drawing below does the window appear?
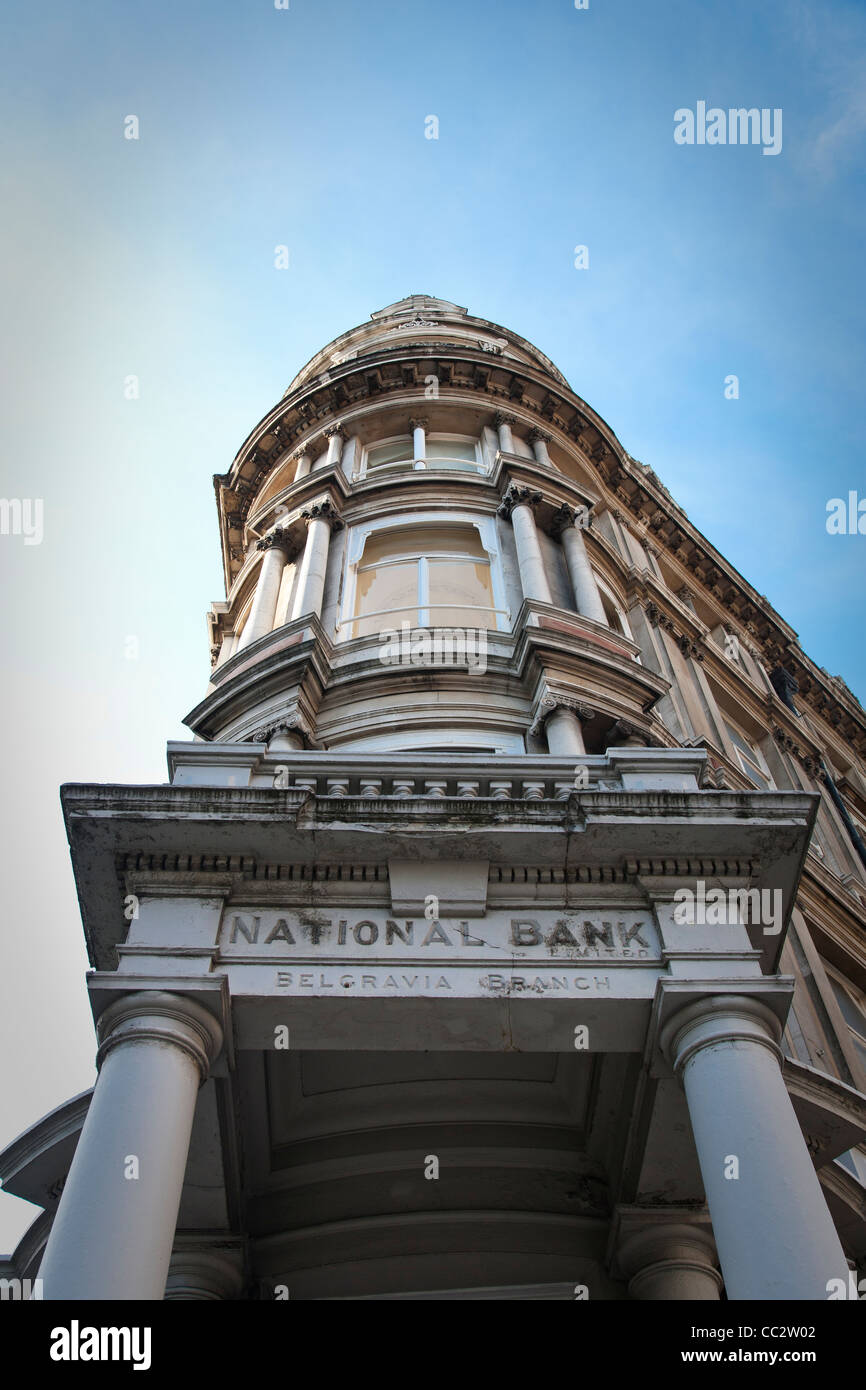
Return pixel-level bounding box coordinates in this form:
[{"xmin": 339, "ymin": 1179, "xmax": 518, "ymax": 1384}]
[
  {"xmin": 722, "ymin": 718, "xmax": 775, "ymax": 789},
  {"xmin": 424, "ymin": 436, "xmax": 483, "ymax": 472},
  {"xmin": 348, "ymin": 525, "xmax": 501, "ymax": 638},
  {"xmin": 596, "ymin": 578, "xmax": 633, "ymax": 641},
  {"xmin": 825, "ymin": 966, "xmax": 866, "ymax": 1075},
  {"xmin": 365, "ymin": 437, "xmax": 413, "ymax": 472},
  {"xmin": 359, "ymin": 433, "xmax": 485, "ymax": 478},
  {"xmin": 835, "ymin": 1148, "xmax": 866, "ymax": 1186}
]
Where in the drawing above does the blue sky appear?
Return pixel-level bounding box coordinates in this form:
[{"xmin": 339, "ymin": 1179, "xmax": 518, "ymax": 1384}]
[{"xmin": 1, "ymin": 0, "xmax": 864, "ymax": 1249}]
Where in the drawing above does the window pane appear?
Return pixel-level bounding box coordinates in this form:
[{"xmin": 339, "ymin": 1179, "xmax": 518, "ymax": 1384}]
[
  {"xmin": 354, "ymin": 560, "xmax": 418, "ymax": 636},
  {"xmin": 426, "ymin": 438, "xmax": 477, "ymax": 461},
  {"xmin": 361, "ymin": 526, "xmax": 486, "ymax": 565},
  {"xmin": 350, "ymin": 525, "xmax": 495, "ymax": 637},
  {"xmin": 367, "ymin": 438, "xmax": 413, "ymax": 469},
  {"xmin": 428, "ymin": 558, "xmax": 495, "ymax": 627},
  {"xmin": 735, "ymin": 751, "xmax": 772, "ymax": 789},
  {"xmin": 829, "ymin": 976, "xmax": 866, "ymax": 1041}
]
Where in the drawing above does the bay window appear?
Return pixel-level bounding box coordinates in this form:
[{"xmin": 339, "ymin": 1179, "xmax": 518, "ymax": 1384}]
[{"xmin": 341, "ymin": 521, "xmax": 508, "ymax": 639}]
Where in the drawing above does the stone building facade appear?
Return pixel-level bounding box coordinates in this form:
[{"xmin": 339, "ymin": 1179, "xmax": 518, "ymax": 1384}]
[{"xmin": 2, "ymin": 295, "xmax": 865, "ymax": 1300}]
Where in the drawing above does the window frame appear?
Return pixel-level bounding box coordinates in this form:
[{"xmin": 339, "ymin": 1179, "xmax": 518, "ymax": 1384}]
[
  {"xmin": 721, "ymin": 715, "xmax": 776, "ymax": 789},
  {"xmin": 355, "ymin": 431, "xmax": 486, "ymax": 480},
  {"xmin": 595, "ymin": 576, "xmax": 633, "ymax": 640}
]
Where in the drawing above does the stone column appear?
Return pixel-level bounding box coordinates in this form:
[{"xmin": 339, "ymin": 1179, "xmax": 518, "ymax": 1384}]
[
  {"xmin": 236, "ymin": 529, "xmax": 293, "ymax": 651},
  {"xmin": 498, "ymin": 485, "xmax": 552, "ymax": 605},
  {"xmin": 291, "ymin": 499, "xmax": 342, "ymax": 621},
  {"xmin": 255, "ymin": 719, "xmax": 308, "ymax": 753},
  {"xmin": 528, "ymin": 427, "xmax": 552, "ymax": 467},
  {"xmin": 552, "ymin": 504, "xmax": 608, "ymax": 625},
  {"xmin": 538, "ymin": 701, "xmax": 592, "ymax": 755},
  {"xmin": 39, "ymin": 992, "xmax": 223, "ymax": 1301},
  {"xmin": 661, "ymin": 995, "xmax": 850, "ymax": 1300},
  {"xmin": 323, "ymin": 423, "xmax": 345, "ymax": 469},
  {"xmin": 618, "ymin": 1224, "xmax": 722, "ymax": 1301},
  {"xmin": 545, "ymin": 708, "xmax": 585, "ymax": 755},
  {"xmin": 292, "ymin": 445, "xmax": 312, "ymax": 480},
  {"xmin": 409, "ymin": 416, "xmax": 427, "ymax": 471},
  {"xmin": 493, "ymin": 412, "xmax": 516, "ymax": 454}
]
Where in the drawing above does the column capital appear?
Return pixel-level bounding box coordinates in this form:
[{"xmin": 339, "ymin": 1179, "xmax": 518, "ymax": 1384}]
[
  {"xmin": 492, "ymin": 410, "xmax": 517, "ymax": 428},
  {"xmin": 255, "ymin": 526, "xmax": 294, "ymax": 554},
  {"xmin": 528, "ymin": 426, "xmax": 552, "ymax": 444},
  {"xmin": 291, "ymin": 444, "xmax": 312, "ymax": 461},
  {"xmin": 301, "ymin": 497, "xmax": 343, "ymax": 531},
  {"xmin": 253, "ymin": 716, "xmax": 317, "ymax": 750},
  {"xmin": 550, "ymin": 501, "xmax": 592, "ymax": 536},
  {"xmin": 605, "ymin": 717, "xmax": 648, "ymax": 748},
  {"xmin": 660, "ymin": 993, "xmax": 784, "ymax": 1077},
  {"xmin": 497, "ymin": 484, "xmax": 543, "ymax": 519},
  {"xmin": 529, "ymin": 695, "xmax": 595, "ymax": 738},
  {"xmin": 408, "ymin": 415, "xmax": 428, "ymax": 431},
  {"xmin": 322, "ymin": 422, "xmax": 345, "ymax": 440},
  {"xmin": 96, "ymin": 991, "xmax": 223, "ymax": 1083}
]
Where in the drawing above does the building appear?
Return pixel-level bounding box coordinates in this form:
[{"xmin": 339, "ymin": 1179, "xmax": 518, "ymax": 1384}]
[{"xmin": 2, "ymin": 295, "xmax": 866, "ymax": 1301}]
